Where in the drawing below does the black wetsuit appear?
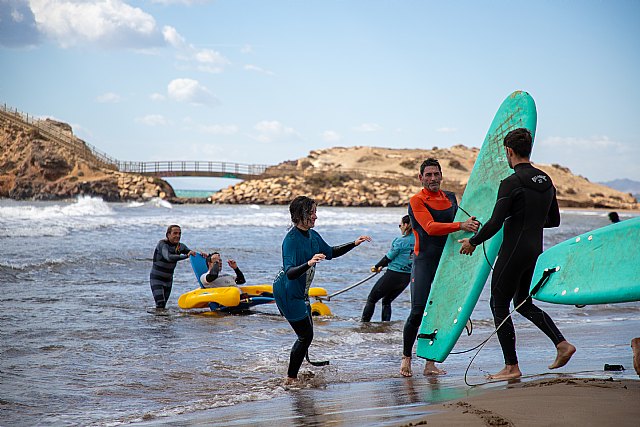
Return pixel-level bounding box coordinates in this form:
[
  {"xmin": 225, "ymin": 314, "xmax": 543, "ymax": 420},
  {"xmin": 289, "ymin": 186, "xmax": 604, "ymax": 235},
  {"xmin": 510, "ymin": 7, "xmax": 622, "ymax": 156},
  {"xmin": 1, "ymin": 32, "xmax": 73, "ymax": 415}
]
[
  {"xmin": 469, "ymin": 163, "xmax": 563, "ymax": 365},
  {"xmin": 149, "ymin": 240, "xmax": 190, "ymax": 308},
  {"xmin": 404, "ymin": 189, "xmax": 459, "ymax": 357}
]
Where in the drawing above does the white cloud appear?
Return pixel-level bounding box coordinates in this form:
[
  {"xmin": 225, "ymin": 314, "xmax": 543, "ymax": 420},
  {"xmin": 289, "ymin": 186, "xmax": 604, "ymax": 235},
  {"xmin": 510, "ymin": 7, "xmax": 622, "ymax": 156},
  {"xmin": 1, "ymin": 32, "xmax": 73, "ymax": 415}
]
[
  {"xmin": 148, "ymin": 0, "xmax": 211, "ymax": 5},
  {"xmin": 353, "ymin": 123, "xmax": 382, "ymax": 132},
  {"xmin": 150, "ymin": 93, "xmax": 165, "ymax": 101},
  {"xmin": 2, "ymin": 2, "xmax": 230, "ymax": 76},
  {"xmin": 136, "ymin": 114, "xmax": 169, "ymax": 126},
  {"xmin": 436, "ymin": 127, "xmax": 457, "ymax": 133},
  {"xmin": 322, "ymin": 130, "xmax": 341, "ymax": 142},
  {"xmin": 199, "ymin": 124, "xmax": 239, "ymax": 135},
  {"xmin": 244, "ymin": 64, "xmax": 274, "ymax": 76},
  {"xmin": 28, "ymin": 0, "xmax": 164, "ymax": 48},
  {"xmin": 96, "ymin": 92, "xmax": 121, "ymax": 103},
  {"xmin": 162, "ymin": 25, "xmax": 186, "ymax": 49},
  {"xmin": 0, "ymin": 0, "xmax": 40, "ymax": 46},
  {"xmin": 241, "ymin": 44, "xmax": 253, "ymax": 54},
  {"xmin": 253, "ymin": 120, "xmax": 300, "ymax": 143},
  {"xmin": 163, "ymin": 25, "xmax": 230, "ymax": 73},
  {"xmin": 167, "ymin": 78, "xmax": 218, "ymax": 106}
]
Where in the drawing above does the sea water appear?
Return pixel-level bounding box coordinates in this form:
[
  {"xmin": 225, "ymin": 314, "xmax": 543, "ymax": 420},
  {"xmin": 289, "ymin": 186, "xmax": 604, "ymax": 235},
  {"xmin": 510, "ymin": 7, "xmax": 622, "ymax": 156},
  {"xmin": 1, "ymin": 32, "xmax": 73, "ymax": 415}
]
[{"xmin": 1, "ymin": 197, "xmax": 638, "ymax": 426}]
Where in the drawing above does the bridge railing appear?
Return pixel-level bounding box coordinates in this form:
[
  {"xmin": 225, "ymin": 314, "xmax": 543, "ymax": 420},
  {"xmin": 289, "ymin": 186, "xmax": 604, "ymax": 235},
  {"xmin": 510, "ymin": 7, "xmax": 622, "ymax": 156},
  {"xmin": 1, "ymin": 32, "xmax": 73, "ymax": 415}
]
[
  {"xmin": 2, "ymin": 102, "xmax": 404, "ymax": 180},
  {"xmin": 116, "ymin": 161, "xmax": 269, "ymax": 177},
  {"xmin": 1, "ymin": 103, "xmax": 119, "ymax": 170}
]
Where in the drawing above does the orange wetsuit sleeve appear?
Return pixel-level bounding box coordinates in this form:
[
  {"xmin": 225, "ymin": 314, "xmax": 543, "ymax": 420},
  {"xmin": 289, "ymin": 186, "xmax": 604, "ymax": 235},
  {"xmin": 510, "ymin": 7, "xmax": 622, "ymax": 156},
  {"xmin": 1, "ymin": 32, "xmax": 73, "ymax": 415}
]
[{"xmin": 409, "ymin": 193, "xmax": 461, "ymax": 236}]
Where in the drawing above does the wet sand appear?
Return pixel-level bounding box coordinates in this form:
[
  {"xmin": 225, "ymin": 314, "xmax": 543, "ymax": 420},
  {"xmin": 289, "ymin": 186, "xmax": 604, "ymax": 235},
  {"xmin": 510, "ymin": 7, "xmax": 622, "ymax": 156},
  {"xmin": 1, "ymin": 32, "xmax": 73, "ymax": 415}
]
[
  {"xmin": 134, "ymin": 375, "xmax": 640, "ymax": 426},
  {"xmin": 130, "ymin": 317, "xmax": 640, "ymax": 426},
  {"xmin": 406, "ymin": 377, "xmax": 640, "ymax": 426}
]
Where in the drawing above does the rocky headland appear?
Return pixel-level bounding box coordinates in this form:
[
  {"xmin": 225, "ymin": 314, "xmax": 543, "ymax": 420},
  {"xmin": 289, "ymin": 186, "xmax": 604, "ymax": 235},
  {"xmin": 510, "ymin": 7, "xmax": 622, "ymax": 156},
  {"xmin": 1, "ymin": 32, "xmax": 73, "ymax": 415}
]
[
  {"xmin": 0, "ymin": 112, "xmax": 174, "ymax": 202},
  {"xmin": 1, "ymin": 110, "xmax": 637, "ymax": 210},
  {"xmin": 211, "ymin": 146, "xmax": 638, "ymax": 210}
]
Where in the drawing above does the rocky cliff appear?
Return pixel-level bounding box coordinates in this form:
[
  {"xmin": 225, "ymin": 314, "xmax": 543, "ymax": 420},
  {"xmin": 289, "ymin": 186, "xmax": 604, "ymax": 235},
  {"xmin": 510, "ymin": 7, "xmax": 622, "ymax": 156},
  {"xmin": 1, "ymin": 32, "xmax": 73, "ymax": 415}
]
[
  {"xmin": 0, "ymin": 116, "xmax": 175, "ymax": 201},
  {"xmin": 210, "ymin": 146, "xmax": 638, "ymax": 210}
]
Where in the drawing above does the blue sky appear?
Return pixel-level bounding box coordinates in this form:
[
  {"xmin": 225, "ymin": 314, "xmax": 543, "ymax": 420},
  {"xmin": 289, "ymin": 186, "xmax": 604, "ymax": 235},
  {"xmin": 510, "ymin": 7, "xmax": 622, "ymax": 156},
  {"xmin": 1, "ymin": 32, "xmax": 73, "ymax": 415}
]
[{"xmin": 1, "ymin": 0, "xmax": 639, "ymax": 190}]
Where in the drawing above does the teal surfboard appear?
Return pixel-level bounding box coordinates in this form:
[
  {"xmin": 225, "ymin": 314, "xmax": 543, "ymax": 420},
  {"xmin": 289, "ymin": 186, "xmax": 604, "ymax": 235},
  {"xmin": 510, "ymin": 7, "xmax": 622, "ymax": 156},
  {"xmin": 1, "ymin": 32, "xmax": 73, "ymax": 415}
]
[
  {"xmin": 531, "ymin": 216, "xmax": 640, "ymax": 305},
  {"xmin": 416, "ymin": 91, "xmax": 537, "ymax": 363}
]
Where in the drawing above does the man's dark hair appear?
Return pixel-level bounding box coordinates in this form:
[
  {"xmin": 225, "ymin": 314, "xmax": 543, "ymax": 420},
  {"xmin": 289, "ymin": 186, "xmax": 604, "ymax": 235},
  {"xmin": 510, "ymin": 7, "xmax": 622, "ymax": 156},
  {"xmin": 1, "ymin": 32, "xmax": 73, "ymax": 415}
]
[
  {"xmin": 420, "ymin": 158, "xmax": 441, "ymax": 175},
  {"xmin": 165, "ymin": 224, "xmax": 181, "ymax": 239},
  {"xmin": 503, "ymin": 128, "xmax": 532, "ymax": 158},
  {"xmin": 401, "ymin": 214, "xmax": 411, "ymax": 225},
  {"xmin": 206, "ymin": 251, "xmax": 220, "ymax": 263},
  {"xmin": 289, "ymin": 195, "xmax": 316, "ymax": 226}
]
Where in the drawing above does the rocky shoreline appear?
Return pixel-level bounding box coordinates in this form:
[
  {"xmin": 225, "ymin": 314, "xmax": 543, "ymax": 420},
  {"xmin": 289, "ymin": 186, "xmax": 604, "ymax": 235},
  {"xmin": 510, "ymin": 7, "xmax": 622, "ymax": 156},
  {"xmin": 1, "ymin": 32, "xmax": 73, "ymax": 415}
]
[
  {"xmin": 0, "ymin": 116, "xmax": 174, "ymax": 202},
  {"xmin": 208, "ymin": 146, "xmax": 638, "ymax": 210},
  {"xmin": 1, "ymin": 114, "xmax": 637, "ymax": 210}
]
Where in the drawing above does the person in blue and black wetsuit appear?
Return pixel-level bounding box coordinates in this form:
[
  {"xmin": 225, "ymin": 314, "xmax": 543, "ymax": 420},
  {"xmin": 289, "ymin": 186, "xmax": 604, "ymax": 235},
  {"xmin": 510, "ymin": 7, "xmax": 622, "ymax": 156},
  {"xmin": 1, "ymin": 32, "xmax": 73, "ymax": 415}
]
[
  {"xmin": 459, "ymin": 128, "xmax": 576, "ymax": 380},
  {"xmin": 274, "ymin": 195, "xmax": 372, "ymax": 385},
  {"xmin": 401, "ymin": 158, "xmax": 480, "ymax": 377},
  {"xmin": 149, "ymin": 224, "xmax": 197, "ymax": 309},
  {"xmin": 361, "ymin": 215, "xmax": 415, "ymax": 322}
]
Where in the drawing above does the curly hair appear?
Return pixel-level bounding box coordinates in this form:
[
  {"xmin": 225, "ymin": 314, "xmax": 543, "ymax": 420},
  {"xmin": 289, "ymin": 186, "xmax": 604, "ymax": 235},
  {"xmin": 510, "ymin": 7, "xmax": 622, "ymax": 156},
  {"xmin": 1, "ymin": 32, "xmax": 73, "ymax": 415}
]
[{"xmin": 289, "ymin": 196, "xmax": 316, "ymax": 226}]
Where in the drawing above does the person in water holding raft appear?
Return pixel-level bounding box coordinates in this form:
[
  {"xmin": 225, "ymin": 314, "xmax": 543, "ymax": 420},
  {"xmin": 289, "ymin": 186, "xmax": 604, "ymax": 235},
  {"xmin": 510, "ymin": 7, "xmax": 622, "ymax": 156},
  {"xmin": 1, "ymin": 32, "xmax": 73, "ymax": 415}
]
[
  {"xmin": 361, "ymin": 215, "xmax": 415, "ymax": 322},
  {"xmin": 274, "ymin": 195, "xmax": 372, "ymax": 385},
  {"xmin": 149, "ymin": 224, "xmax": 198, "ymax": 309},
  {"xmin": 401, "ymin": 158, "xmax": 480, "ymax": 377},
  {"xmin": 459, "ymin": 128, "xmax": 576, "ymax": 380},
  {"xmin": 201, "ymin": 252, "xmax": 246, "ymax": 287},
  {"xmin": 608, "ymin": 211, "xmax": 620, "ymax": 223}
]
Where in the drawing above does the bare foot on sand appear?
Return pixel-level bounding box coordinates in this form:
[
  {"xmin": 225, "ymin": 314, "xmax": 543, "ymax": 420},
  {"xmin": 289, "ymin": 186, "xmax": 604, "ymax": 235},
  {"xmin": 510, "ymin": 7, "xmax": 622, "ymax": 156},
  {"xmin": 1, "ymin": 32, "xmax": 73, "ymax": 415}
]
[
  {"xmin": 400, "ymin": 356, "xmax": 412, "ymax": 377},
  {"xmin": 487, "ymin": 364, "xmax": 522, "ymax": 380},
  {"xmin": 549, "ymin": 340, "xmax": 576, "ymax": 369},
  {"xmin": 424, "ymin": 360, "xmax": 446, "ymax": 375},
  {"xmin": 632, "ymin": 338, "xmax": 640, "ymax": 376}
]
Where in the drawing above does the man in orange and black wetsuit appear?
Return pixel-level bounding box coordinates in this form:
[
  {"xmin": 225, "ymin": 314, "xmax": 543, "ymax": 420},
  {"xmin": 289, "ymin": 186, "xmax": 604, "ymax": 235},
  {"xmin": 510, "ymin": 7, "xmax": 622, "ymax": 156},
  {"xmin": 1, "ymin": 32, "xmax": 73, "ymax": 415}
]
[{"xmin": 400, "ymin": 158, "xmax": 480, "ymax": 377}]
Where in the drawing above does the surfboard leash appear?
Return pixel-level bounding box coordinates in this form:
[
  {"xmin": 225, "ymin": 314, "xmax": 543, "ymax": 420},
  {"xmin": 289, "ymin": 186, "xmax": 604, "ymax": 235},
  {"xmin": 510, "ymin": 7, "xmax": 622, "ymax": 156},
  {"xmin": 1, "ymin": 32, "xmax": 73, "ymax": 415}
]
[
  {"xmin": 457, "ymin": 205, "xmax": 493, "ymax": 271},
  {"xmin": 458, "ymin": 267, "xmax": 560, "ymax": 386},
  {"xmin": 305, "ymin": 350, "xmax": 329, "ymax": 366}
]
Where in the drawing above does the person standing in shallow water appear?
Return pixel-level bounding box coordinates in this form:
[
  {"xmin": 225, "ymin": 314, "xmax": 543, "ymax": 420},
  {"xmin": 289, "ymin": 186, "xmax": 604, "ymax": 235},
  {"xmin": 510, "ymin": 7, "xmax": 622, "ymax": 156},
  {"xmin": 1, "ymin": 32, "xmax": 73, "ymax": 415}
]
[
  {"xmin": 149, "ymin": 225, "xmax": 197, "ymax": 309},
  {"xmin": 274, "ymin": 196, "xmax": 372, "ymax": 385},
  {"xmin": 459, "ymin": 128, "xmax": 576, "ymax": 380},
  {"xmin": 361, "ymin": 215, "xmax": 414, "ymax": 322},
  {"xmin": 401, "ymin": 158, "xmax": 480, "ymax": 377}
]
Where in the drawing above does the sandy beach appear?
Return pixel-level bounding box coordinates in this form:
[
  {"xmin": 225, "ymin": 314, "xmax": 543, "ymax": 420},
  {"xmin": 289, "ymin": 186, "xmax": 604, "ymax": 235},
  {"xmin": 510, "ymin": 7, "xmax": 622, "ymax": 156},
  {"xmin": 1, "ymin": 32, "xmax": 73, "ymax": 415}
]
[{"xmin": 407, "ymin": 377, "xmax": 640, "ymax": 426}]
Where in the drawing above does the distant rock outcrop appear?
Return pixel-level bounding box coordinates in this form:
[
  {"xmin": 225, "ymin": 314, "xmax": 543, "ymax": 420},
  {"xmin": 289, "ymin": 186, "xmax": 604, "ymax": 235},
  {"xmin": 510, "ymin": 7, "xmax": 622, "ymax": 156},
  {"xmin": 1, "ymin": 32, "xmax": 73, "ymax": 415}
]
[
  {"xmin": 0, "ymin": 115, "xmax": 175, "ymax": 201},
  {"xmin": 210, "ymin": 146, "xmax": 638, "ymax": 210}
]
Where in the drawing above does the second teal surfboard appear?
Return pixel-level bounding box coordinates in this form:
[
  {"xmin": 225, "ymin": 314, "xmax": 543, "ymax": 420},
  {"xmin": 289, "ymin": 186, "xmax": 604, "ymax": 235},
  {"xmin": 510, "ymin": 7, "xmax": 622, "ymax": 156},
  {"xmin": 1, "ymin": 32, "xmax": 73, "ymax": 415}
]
[
  {"xmin": 416, "ymin": 91, "xmax": 537, "ymax": 363},
  {"xmin": 531, "ymin": 216, "xmax": 640, "ymax": 305}
]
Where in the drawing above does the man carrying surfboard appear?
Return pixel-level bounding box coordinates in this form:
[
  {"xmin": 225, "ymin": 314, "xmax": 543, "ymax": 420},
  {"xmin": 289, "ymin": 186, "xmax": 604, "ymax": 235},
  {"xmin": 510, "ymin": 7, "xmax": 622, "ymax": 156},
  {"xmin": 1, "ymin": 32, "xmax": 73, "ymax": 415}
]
[
  {"xmin": 459, "ymin": 128, "xmax": 576, "ymax": 380},
  {"xmin": 401, "ymin": 158, "xmax": 480, "ymax": 377}
]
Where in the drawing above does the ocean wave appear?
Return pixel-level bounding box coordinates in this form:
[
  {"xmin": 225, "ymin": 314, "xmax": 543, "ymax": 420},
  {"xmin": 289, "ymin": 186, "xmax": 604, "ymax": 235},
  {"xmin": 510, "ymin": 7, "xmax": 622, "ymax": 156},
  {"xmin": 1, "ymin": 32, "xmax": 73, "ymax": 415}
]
[
  {"xmin": 0, "ymin": 196, "xmax": 118, "ymax": 237},
  {"xmin": 0, "ymin": 195, "xmax": 114, "ymax": 220},
  {"xmin": 0, "ymin": 257, "xmax": 68, "ymax": 271},
  {"xmin": 147, "ymin": 197, "xmax": 173, "ymax": 209}
]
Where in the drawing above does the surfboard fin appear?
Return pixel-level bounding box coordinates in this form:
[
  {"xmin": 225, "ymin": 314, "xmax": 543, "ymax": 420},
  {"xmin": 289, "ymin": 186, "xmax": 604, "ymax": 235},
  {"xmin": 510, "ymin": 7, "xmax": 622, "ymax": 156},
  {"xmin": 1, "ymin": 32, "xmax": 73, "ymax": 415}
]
[{"xmin": 465, "ymin": 318, "xmax": 473, "ymax": 336}]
